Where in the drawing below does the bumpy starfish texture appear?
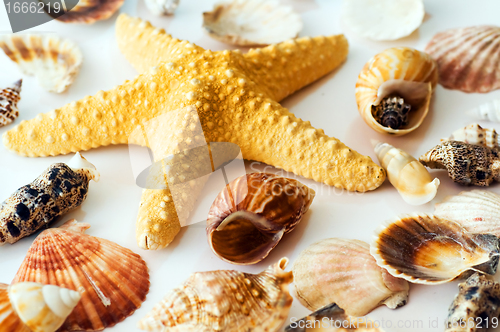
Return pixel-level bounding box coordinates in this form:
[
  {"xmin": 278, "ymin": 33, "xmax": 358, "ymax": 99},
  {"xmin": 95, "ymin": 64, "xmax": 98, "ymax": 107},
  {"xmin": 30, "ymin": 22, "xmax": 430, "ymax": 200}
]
[{"xmin": 3, "ymin": 14, "xmax": 385, "ymax": 250}]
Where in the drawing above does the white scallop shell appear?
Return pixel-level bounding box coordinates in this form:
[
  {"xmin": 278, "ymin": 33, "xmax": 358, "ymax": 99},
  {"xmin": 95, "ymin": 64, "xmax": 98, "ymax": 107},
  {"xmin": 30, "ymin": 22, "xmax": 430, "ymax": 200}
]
[
  {"xmin": 202, "ymin": 0, "xmax": 303, "ymax": 46},
  {"xmin": 468, "ymin": 99, "xmax": 500, "ymax": 122},
  {"xmin": 435, "ymin": 190, "xmax": 500, "ymax": 237},
  {"xmin": 341, "ymin": 0, "xmax": 424, "ymax": 41},
  {"xmin": 373, "ymin": 141, "xmax": 439, "ymax": 205},
  {"xmin": 0, "ymin": 35, "xmax": 82, "ymax": 93},
  {"xmin": 443, "ymin": 123, "xmax": 499, "ymax": 149},
  {"xmin": 144, "ymin": 0, "xmax": 179, "ymax": 15}
]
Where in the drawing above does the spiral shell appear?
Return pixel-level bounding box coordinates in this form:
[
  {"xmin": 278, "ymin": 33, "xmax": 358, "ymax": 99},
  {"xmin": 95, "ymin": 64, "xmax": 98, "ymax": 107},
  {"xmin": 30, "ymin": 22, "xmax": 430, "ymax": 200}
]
[
  {"xmin": 443, "ymin": 123, "xmax": 499, "ymax": 149},
  {"xmin": 356, "ymin": 47, "xmax": 438, "ymax": 135},
  {"xmin": 468, "ymin": 99, "xmax": 500, "ymax": 122},
  {"xmin": 425, "ymin": 26, "xmax": 500, "ymax": 93},
  {"xmin": 138, "ymin": 257, "xmax": 293, "ymax": 332},
  {"xmin": 207, "ymin": 173, "xmax": 315, "ymax": 265},
  {"xmin": 374, "ymin": 141, "xmax": 439, "ymax": 205},
  {"xmin": 292, "ymin": 238, "xmax": 409, "ymax": 317},
  {"xmin": 0, "ymin": 80, "xmax": 21, "ymax": 128},
  {"xmin": 371, "ymin": 214, "xmax": 500, "ymax": 285}
]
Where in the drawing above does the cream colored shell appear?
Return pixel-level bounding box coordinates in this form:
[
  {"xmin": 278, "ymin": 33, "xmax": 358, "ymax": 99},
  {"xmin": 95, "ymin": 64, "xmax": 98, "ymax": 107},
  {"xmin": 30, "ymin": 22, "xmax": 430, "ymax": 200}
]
[
  {"xmin": 443, "ymin": 123, "xmax": 499, "ymax": 149},
  {"xmin": 468, "ymin": 99, "xmax": 500, "ymax": 122}
]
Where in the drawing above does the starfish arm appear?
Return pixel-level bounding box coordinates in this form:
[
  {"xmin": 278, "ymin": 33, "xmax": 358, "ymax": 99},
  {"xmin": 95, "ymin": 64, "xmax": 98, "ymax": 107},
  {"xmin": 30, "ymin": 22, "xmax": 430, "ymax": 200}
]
[
  {"xmin": 116, "ymin": 14, "xmax": 205, "ymax": 73},
  {"xmin": 243, "ymin": 35, "xmax": 349, "ymax": 102}
]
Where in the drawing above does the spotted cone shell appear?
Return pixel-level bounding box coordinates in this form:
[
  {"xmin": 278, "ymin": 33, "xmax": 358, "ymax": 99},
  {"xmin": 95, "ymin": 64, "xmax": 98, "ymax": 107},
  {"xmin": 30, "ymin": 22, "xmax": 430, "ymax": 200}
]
[
  {"xmin": 0, "ymin": 80, "xmax": 21, "ymax": 127},
  {"xmin": 138, "ymin": 257, "xmax": 293, "ymax": 332},
  {"xmin": 13, "ymin": 219, "xmax": 150, "ymax": 331}
]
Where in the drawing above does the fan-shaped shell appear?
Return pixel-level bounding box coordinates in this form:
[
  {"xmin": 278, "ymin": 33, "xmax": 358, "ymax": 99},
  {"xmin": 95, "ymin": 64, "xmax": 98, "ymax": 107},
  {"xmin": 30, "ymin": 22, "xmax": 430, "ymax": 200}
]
[
  {"xmin": 468, "ymin": 99, "xmax": 500, "ymax": 122},
  {"xmin": 292, "ymin": 238, "xmax": 409, "ymax": 317},
  {"xmin": 0, "ymin": 80, "xmax": 21, "ymax": 128},
  {"xmin": 13, "ymin": 219, "xmax": 150, "ymax": 331},
  {"xmin": 435, "ymin": 190, "xmax": 500, "ymax": 237},
  {"xmin": 202, "ymin": 0, "xmax": 303, "ymax": 46},
  {"xmin": 374, "ymin": 141, "xmax": 439, "ymax": 205},
  {"xmin": 425, "ymin": 26, "xmax": 500, "ymax": 93},
  {"xmin": 138, "ymin": 257, "xmax": 293, "ymax": 332},
  {"xmin": 144, "ymin": 0, "xmax": 179, "ymax": 15},
  {"xmin": 355, "ymin": 47, "xmax": 438, "ymax": 135},
  {"xmin": 46, "ymin": 0, "xmax": 125, "ymax": 23},
  {"xmin": 0, "ymin": 35, "xmax": 82, "ymax": 93},
  {"xmin": 371, "ymin": 214, "xmax": 500, "ymax": 285},
  {"xmin": 443, "ymin": 123, "xmax": 499, "ymax": 149},
  {"xmin": 207, "ymin": 173, "xmax": 315, "ymax": 265}
]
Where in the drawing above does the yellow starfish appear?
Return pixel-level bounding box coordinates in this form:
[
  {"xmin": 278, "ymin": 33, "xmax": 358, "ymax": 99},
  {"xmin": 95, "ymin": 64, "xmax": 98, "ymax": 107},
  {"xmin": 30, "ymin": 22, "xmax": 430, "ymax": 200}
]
[{"xmin": 2, "ymin": 14, "xmax": 385, "ymax": 250}]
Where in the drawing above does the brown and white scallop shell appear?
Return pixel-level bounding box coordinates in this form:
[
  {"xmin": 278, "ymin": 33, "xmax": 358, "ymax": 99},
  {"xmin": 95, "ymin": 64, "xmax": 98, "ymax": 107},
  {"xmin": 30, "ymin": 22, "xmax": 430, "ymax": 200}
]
[
  {"xmin": 0, "ymin": 80, "xmax": 21, "ymax": 128},
  {"xmin": 371, "ymin": 214, "xmax": 500, "ymax": 285},
  {"xmin": 47, "ymin": 0, "xmax": 125, "ymax": 24},
  {"xmin": 13, "ymin": 219, "xmax": 150, "ymax": 331},
  {"xmin": 293, "ymin": 238, "xmax": 409, "ymax": 317},
  {"xmin": 425, "ymin": 25, "xmax": 500, "ymax": 93},
  {"xmin": 138, "ymin": 257, "xmax": 293, "ymax": 332}
]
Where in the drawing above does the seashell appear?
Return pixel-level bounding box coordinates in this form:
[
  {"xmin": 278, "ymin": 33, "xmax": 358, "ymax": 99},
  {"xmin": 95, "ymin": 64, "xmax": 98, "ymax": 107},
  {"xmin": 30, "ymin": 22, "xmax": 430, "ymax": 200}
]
[
  {"xmin": 44, "ymin": 0, "xmax": 125, "ymax": 24},
  {"xmin": 355, "ymin": 47, "xmax": 438, "ymax": 135},
  {"xmin": 207, "ymin": 173, "xmax": 315, "ymax": 265},
  {"xmin": 445, "ymin": 273, "xmax": 500, "ymax": 332},
  {"xmin": 13, "ymin": 219, "xmax": 150, "ymax": 331},
  {"xmin": 0, "ymin": 152, "xmax": 99, "ymax": 245},
  {"xmin": 435, "ymin": 190, "xmax": 500, "ymax": 237},
  {"xmin": 292, "ymin": 238, "xmax": 409, "ymax": 317},
  {"xmin": 202, "ymin": 0, "xmax": 303, "ymax": 46},
  {"xmin": 0, "ymin": 80, "xmax": 22, "ymax": 128},
  {"xmin": 144, "ymin": 0, "xmax": 179, "ymax": 15},
  {"xmin": 468, "ymin": 99, "xmax": 500, "ymax": 122},
  {"xmin": 425, "ymin": 26, "xmax": 500, "ymax": 93},
  {"xmin": 373, "ymin": 141, "xmax": 439, "ymax": 205},
  {"xmin": 419, "ymin": 141, "xmax": 500, "ymax": 186},
  {"xmin": 371, "ymin": 214, "xmax": 500, "ymax": 285},
  {"xmin": 0, "ymin": 35, "xmax": 82, "ymax": 93},
  {"xmin": 341, "ymin": 0, "xmax": 424, "ymax": 41},
  {"xmin": 443, "ymin": 123, "xmax": 499, "ymax": 149},
  {"xmin": 138, "ymin": 257, "xmax": 293, "ymax": 331}
]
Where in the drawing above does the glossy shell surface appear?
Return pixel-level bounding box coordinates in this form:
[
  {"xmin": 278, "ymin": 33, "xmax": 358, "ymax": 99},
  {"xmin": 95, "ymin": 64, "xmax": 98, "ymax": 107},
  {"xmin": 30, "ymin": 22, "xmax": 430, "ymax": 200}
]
[{"xmin": 0, "ymin": 80, "xmax": 21, "ymax": 128}]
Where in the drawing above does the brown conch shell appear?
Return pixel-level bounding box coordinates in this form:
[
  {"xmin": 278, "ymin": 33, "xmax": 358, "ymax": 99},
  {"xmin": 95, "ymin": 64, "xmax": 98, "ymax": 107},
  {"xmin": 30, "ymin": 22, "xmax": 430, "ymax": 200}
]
[
  {"xmin": 46, "ymin": 0, "xmax": 125, "ymax": 23},
  {"xmin": 293, "ymin": 238, "xmax": 409, "ymax": 317},
  {"xmin": 425, "ymin": 25, "xmax": 500, "ymax": 93},
  {"xmin": 371, "ymin": 214, "xmax": 500, "ymax": 285},
  {"xmin": 207, "ymin": 173, "xmax": 315, "ymax": 265},
  {"xmin": 419, "ymin": 140, "xmax": 500, "ymax": 186},
  {"xmin": 445, "ymin": 273, "xmax": 500, "ymax": 332},
  {"xmin": 443, "ymin": 123, "xmax": 500, "ymax": 149},
  {"xmin": 138, "ymin": 257, "xmax": 293, "ymax": 332},
  {"xmin": 0, "ymin": 80, "xmax": 22, "ymax": 127},
  {"xmin": 355, "ymin": 47, "xmax": 438, "ymax": 135},
  {"xmin": 13, "ymin": 219, "xmax": 150, "ymax": 331}
]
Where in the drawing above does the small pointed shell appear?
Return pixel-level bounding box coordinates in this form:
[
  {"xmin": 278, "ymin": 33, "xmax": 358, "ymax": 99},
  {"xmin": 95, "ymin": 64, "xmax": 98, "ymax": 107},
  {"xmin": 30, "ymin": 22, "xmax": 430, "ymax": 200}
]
[
  {"xmin": 207, "ymin": 173, "xmax": 315, "ymax": 265},
  {"xmin": 138, "ymin": 257, "xmax": 293, "ymax": 331},
  {"xmin": 292, "ymin": 238, "xmax": 409, "ymax": 317},
  {"xmin": 435, "ymin": 190, "xmax": 500, "ymax": 237},
  {"xmin": 0, "ymin": 80, "xmax": 22, "ymax": 127},
  {"xmin": 48, "ymin": 0, "xmax": 125, "ymax": 23},
  {"xmin": 425, "ymin": 26, "xmax": 500, "ymax": 93},
  {"xmin": 202, "ymin": 0, "xmax": 303, "ymax": 46},
  {"xmin": 468, "ymin": 99, "xmax": 500, "ymax": 122},
  {"xmin": 443, "ymin": 123, "xmax": 499, "ymax": 149},
  {"xmin": 374, "ymin": 141, "xmax": 439, "ymax": 205},
  {"xmin": 0, "ymin": 35, "xmax": 82, "ymax": 93},
  {"xmin": 355, "ymin": 47, "xmax": 438, "ymax": 135},
  {"xmin": 371, "ymin": 214, "xmax": 500, "ymax": 285},
  {"xmin": 144, "ymin": 0, "xmax": 179, "ymax": 15}
]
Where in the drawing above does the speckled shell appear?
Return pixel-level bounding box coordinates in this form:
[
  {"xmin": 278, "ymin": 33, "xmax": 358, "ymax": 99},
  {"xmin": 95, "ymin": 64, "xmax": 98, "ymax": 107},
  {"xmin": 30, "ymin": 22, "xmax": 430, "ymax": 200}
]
[
  {"xmin": 0, "ymin": 153, "xmax": 99, "ymax": 245},
  {"xmin": 138, "ymin": 257, "xmax": 293, "ymax": 332},
  {"xmin": 0, "ymin": 80, "xmax": 21, "ymax": 128},
  {"xmin": 355, "ymin": 47, "xmax": 438, "ymax": 135},
  {"xmin": 207, "ymin": 173, "xmax": 314, "ymax": 265},
  {"xmin": 371, "ymin": 214, "xmax": 500, "ymax": 285},
  {"xmin": 48, "ymin": 0, "xmax": 125, "ymax": 23},
  {"xmin": 203, "ymin": 0, "xmax": 303, "ymax": 46},
  {"xmin": 443, "ymin": 123, "xmax": 500, "ymax": 149},
  {"xmin": 468, "ymin": 99, "xmax": 500, "ymax": 122},
  {"xmin": 13, "ymin": 219, "xmax": 150, "ymax": 331},
  {"xmin": 293, "ymin": 238, "xmax": 409, "ymax": 317},
  {"xmin": 435, "ymin": 190, "xmax": 500, "ymax": 237},
  {"xmin": 419, "ymin": 141, "xmax": 500, "ymax": 186},
  {"xmin": 144, "ymin": 0, "xmax": 179, "ymax": 15},
  {"xmin": 425, "ymin": 26, "xmax": 500, "ymax": 93},
  {"xmin": 374, "ymin": 141, "xmax": 439, "ymax": 205},
  {"xmin": 445, "ymin": 273, "xmax": 500, "ymax": 332},
  {"xmin": 0, "ymin": 35, "xmax": 82, "ymax": 93}
]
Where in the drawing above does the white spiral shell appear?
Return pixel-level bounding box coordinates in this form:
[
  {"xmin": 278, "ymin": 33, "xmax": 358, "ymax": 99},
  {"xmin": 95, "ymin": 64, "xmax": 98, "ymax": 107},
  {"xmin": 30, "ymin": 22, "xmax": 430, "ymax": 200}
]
[
  {"xmin": 468, "ymin": 100, "xmax": 500, "ymax": 122},
  {"xmin": 443, "ymin": 123, "xmax": 499, "ymax": 149}
]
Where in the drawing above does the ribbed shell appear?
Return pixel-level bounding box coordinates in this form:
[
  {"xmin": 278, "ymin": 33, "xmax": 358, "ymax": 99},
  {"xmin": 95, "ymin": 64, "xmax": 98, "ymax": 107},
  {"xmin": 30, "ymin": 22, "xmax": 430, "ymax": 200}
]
[
  {"xmin": 292, "ymin": 238, "xmax": 409, "ymax": 317},
  {"xmin": 435, "ymin": 190, "xmax": 500, "ymax": 237},
  {"xmin": 207, "ymin": 173, "xmax": 315, "ymax": 265},
  {"xmin": 0, "ymin": 80, "xmax": 21, "ymax": 127},
  {"xmin": 0, "ymin": 283, "xmax": 30, "ymax": 332},
  {"xmin": 469, "ymin": 99, "xmax": 500, "ymax": 122},
  {"xmin": 371, "ymin": 214, "xmax": 500, "ymax": 285},
  {"xmin": 0, "ymin": 35, "xmax": 82, "ymax": 93},
  {"xmin": 202, "ymin": 0, "xmax": 303, "ymax": 46},
  {"xmin": 48, "ymin": 0, "xmax": 125, "ymax": 23},
  {"xmin": 355, "ymin": 47, "xmax": 438, "ymax": 135},
  {"xmin": 138, "ymin": 258, "xmax": 293, "ymax": 332},
  {"xmin": 425, "ymin": 26, "xmax": 500, "ymax": 93},
  {"xmin": 13, "ymin": 219, "xmax": 150, "ymax": 331},
  {"xmin": 444, "ymin": 123, "xmax": 499, "ymax": 149}
]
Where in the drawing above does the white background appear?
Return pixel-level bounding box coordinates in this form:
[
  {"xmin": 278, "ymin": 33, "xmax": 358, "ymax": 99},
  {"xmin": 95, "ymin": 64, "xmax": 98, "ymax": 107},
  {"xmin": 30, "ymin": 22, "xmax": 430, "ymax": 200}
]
[{"xmin": 1, "ymin": 1, "xmax": 500, "ymax": 331}]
